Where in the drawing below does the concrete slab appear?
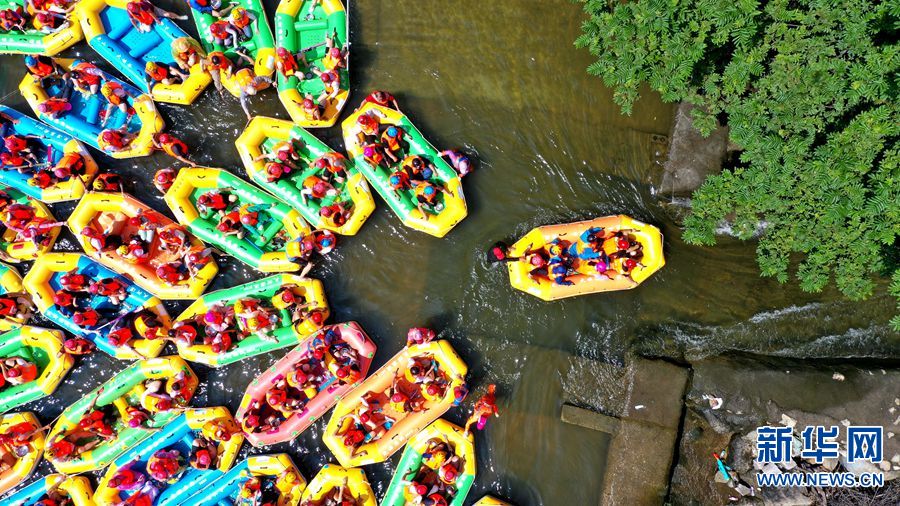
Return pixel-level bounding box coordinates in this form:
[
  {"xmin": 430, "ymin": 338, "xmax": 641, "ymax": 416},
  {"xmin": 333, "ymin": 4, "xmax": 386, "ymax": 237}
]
[
  {"xmin": 625, "ymin": 359, "xmax": 689, "ymax": 429},
  {"xmin": 600, "ymin": 420, "xmax": 679, "ymax": 506},
  {"xmin": 561, "ymin": 404, "xmax": 621, "ymax": 434}
]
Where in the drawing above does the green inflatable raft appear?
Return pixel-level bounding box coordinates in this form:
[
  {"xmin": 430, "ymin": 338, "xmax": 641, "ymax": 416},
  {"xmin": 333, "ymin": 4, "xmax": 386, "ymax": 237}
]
[
  {"xmin": 0, "ymin": 0, "xmax": 82, "ymax": 54},
  {"xmin": 163, "ymin": 167, "xmax": 310, "ymax": 272},
  {"xmin": 0, "ymin": 326, "xmax": 73, "ymax": 412}
]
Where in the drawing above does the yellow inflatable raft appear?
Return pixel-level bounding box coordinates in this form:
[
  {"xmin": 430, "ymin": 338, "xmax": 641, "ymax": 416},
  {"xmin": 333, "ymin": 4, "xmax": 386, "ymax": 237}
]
[
  {"xmin": 507, "ymin": 215, "xmax": 665, "ymax": 301},
  {"xmin": 45, "ymin": 356, "xmax": 199, "ymax": 474},
  {"xmin": 0, "ymin": 261, "xmax": 30, "ymax": 331},
  {"xmin": 474, "ymin": 496, "xmax": 514, "ymax": 506},
  {"xmin": 300, "ymin": 464, "xmax": 375, "ymax": 506},
  {"xmin": 0, "ymin": 411, "xmax": 45, "ymax": 496},
  {"xmin": 0, "ymin": 185, "xmax": 60, "ymax": 262},
  {"xmin": 6, "ymin": 474, "xmax": 94, "ymax": 506},
  {"xmin": 67, "ymin": 192, "xmax": 219, "ymax": 300},
  {"xmin": 323, "ymin": 340, "xmax": 468, "ymax": 467},
  {"xmin": 0, "ymin": 326, "xmax": 73, "ymax": 412}
]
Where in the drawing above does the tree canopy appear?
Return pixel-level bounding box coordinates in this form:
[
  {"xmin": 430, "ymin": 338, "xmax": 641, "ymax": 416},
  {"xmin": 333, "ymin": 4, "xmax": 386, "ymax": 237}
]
[{"xmin": 576, "ymin": 0, "xmax": 899, "ymax": 326}]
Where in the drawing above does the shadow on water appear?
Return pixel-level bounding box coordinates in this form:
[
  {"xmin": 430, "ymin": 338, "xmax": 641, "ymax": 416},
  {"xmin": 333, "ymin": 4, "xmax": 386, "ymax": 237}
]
[{"xmin": 0, "ymin": 0, "xmax": 896, "ymax": 504}]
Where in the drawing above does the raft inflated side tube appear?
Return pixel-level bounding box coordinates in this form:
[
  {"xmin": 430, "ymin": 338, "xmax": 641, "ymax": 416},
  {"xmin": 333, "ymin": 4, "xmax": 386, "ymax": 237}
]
[
  {"xmin": 322, "ymin": 339, "xmax": 468, "ymax": 467},
  {"xmin": 45, "ymin": 356, "xmax": 198, "ymax": 474},
  {"xmin": 506, "ymin": 215, "xmax": 665, "ymax": 301},
  {"xmin": 382, "ymin": 419, "xmax": 476, "ymax": 506},
  {"xmin": 189, "ymin": 0, "xmax": 275, "ymax": 97},
  {"xmin": 301, "ymin": 464, "xmax": 375, "ymax": 506},
  {"xmin": 174, "ymin": 274, "xmax": 329, "ymax": 367},
  {"xmin": 0, "ymin": 412, "xmax": 45, "ymax": 496},
  {"xmin": 341, "ymin": 102, "xmax": 468, "ymax": 237},
  {"xmin": 75, "ymin": 0, "xmax": 210, "ymax": 104},
  {"xmin": 0, "ymin": 105, "xmax": 98, "ymax": 202},
  {"xmin": 94, "ymin": 407, "xmax": 244, "ymax": 506},
  {"xmin": 0, "ymin": 184, "xmax": 60, "ymax": 261},
  {"xmin": 236, "ymin": 116, "xmax": 375, "ymax": 235},
  {"xmin": 190, "ymin": 453, "xmax": 306, "ymax": 506},
  {"xmin": 0, "ymin": 0, "xmax": 83, "ymax": 55},
  {"xmin": 4, "ymin": 474, "xmax": 94, "ymax": 505},
  {"xmin": 0, "ymin": 261, "xmax": 28, "ymax": 331},
  {"xmin": 0, "ymin": 326, "xmax": 73, "ymax": 412},
  {"xmin": 67, "ymin": 192, "xmax": 218, "ymax": 299},
  {"xmin": 23, "ymin": 252, "xmax": 170, "ymax": 360},
  {"xmin": 275, "ymin": 0, "xmax": 349, "ymax": 127},
  {"xmin": 236, "ymin": 322, "xmax": 375, "ymax": 446},
  {"xmin": 18, "ymin": 59, "xmax": 164, "ymax": 159},
  {"xmin": 474, "ymin": 496, "xmax": 514, "ymax": 506},
  {"xmin": 163, "ymin": 167, "xmax": 310, "ymax": 272}
]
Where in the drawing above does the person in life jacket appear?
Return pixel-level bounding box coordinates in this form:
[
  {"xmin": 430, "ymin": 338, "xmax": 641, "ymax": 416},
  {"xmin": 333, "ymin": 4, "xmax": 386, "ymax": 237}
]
[
  {"xmin": 439, "ymin": 149, "xmax": 473, "ymax": 177},
  {"xmin": 321, "ymin": 31, "xmax": 347, "ymax": 71},
  {"xmin": 253, "ymin": 139, "xmax": 300, "ymax": 169},
  {"xmin": 203, "ymin": 49, "xmax": 249, "ymax": 97},
  {"xmin": 1, "ymin": 357, "xmax": 38, "ymax": 385},
  {"xmin": 236, "ymin": 70, "xmax": 273, "ymax": 121},
  {"xmin": 51, "ymin": 152, "xmax": 84, "ymax": 180},
  {"xmin": 354, "ymin": 112, "xmax": 379, "ymax": 144},
  {"xmin": 126, "ymin": 0, "xmax": 185, "ymax": 33},
  {"xmin": 362, "ymin": 144, "xmax": 388, "ymax": 170},
  {"xmin": 0, "ymin": 291, "xmax": 34, "ymax": 324},
  {"xmin": 183, "ymin": 246, "xmax": 213, "ymax": 277},
  {"xmin": 116, "ymin": 235, "xmax": 150, "ymax": 264},
  {"xmin": 318, "ymin": 203, "xmax": 350, "ymax": 228},
  {"xmin": 380, "ymin": 126, "xmax": 405, "ymax": 160},
  {"xmin": 263, "ymin": 161, "xmax": 291, "ymax": 183},
  {"xmin": 311, "ymin": 152, "xmax": 348, "ymax": 183},
  {"xmin": 228, "ymin": 6, "xmax": 256, "ymax": 38},
  {"xmin": 299, "ymin": 174, "xmax": 336, "ymax": 204},
  {"xmin": 414, "ymin": 181, "xmax": 448, "ymax": 219},
  {"xmin": 37, "ymin": 97, "xmax": 71, "ymax": 119},
  {"xmin": 98, "ymin": 127, "xmax": 137, "ymax": 155},
  {"xmin": 296, "ymin": 94, "xmax": 322, "ymax": 122},
  {"xmin": 0, "ymin": 149, "xmax": 27, "ymax": 170},
  {"xmin": 0, "ymin": 8, "xmax": 26, "ymax": 32},
  {"xmin": 464, "ymin": 384, "xmax": 500, "ymax": 435},
  {"xmin": 153, "ymin": 167, "xmax": 177, "ymax": 194},
  {"xmin": 274, "ymin": 46, "xmax": 304, "ymax": 79},
  {"xmin": 312, "ymin": 67, "xmax": 341, "ymax": 103},
  {"xmin": 403, "ymin": 155, "xmax": 435, "ymax": 181},
  {"xmin": 88, "ymin": 277, "xmax": 127, "ymax": 304},
  {"xmin": 3, "ymin": 133, "xmax": 39, "ymax": 165},
  {"xmin": 63, "ymin": 337, "xmax": 94, "ymax": 355},
  {"xmin": 196, "ymin": 189, "xmax": 235, "ymax": 218},
  {"xmin": 215, "ymin": 210, "xmax": 243, "ymax": 238},
  {"xmin": 171, "ymin": 37, "xmax": 205, "ymax": 72},
  {"xmin": 156, "ymin": 223, "xmax": 188, "ymax": 253},
  {"xmin": 24, "ymin": 55, "xmax": 62, "ymax": 87},
  {"xmin": 59, "ymin": 268, "xmax": 88, "ymax": 291},
  {"xmin": 156, "ymin": 261, "xmax": 187, "ymax": 286},
  {"xmin": 31, "ymin": 10, "xmax": 65, "ymax": 33},
  {"xmin": 99, "ymin": 81, "xmax": 133, "ymax": 127},
  {"xmin": 189, "ymin": 434, "xmax": 218, "ymax": 470},
  {"xmin": 208, "ymin": 19, "xmax": 240, "ymax": 48},
  {"xmin": 91, "ymin": 172, "xmax": 122, "ymax": 193},
  {"xmin": 361, "ymin": 89, "xmax": 400, "ymax": 111},
  {"xmin": 1, "ymin": 202, "xmax": 35, "ymax": 231},
  {"xmin": 144, "ymin": 61, "xmax": 188, "ymax": 89},
  {"xmin": 152, "ymin": 132, "xmax": 196, "ymax": 166},
  {"xmin": 72, "ymin": 308, "xmax": 100, "ymax": 328},
  {"xmin": 68, "ymin": 62, "xmax": 103, "ymax": 96},
  {"xmin": 108, "ymin": 462, "xmax": 147, "ymax": 491},
  {"xmin": 147, "ymin": 449, "xmax": 183, "ymax": 482},
  {"xmin": 188, "ymin": 0, "xmax": 229, "ymax": 17}
]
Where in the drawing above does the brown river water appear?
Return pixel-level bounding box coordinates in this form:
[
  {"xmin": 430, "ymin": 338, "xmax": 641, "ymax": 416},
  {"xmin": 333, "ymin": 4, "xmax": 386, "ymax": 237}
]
[{"xmin": 0, "ymin": 0, "xmax": 897, "ymax": 504}]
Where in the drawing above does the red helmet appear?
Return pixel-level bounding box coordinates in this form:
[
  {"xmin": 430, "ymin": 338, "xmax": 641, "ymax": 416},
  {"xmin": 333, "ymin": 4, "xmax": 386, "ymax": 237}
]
[
  {"xmin": 356, "ymin": 114, "xmax": 372, "ymax": 125},
  {"xmin": 310, "ymin": 311, "xmax": 324, "ymax": 324},
  {"xmin": 315, "ymin": 158, "xmax": 328, "ymax": 169},
  {"xmin": 302, "ymin": 98, "xmax": 314, "ymax": 108},
  {"xmin": 329, "ymin": 47, "xmax": 341, "ymax": 58},
  {"xmin": 617, "ymin": 238, "xmax": 630, "ymax": 250},
  {"xmin": 624, "ymin": 258, "xmax": 637, "ymax": 270}
]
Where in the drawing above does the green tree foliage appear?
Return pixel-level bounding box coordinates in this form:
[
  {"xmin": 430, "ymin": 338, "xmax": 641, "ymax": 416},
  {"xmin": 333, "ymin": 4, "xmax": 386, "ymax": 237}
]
[{"xmin": 576, "ymin": 0, "xmax": 899, "ymax": 325}]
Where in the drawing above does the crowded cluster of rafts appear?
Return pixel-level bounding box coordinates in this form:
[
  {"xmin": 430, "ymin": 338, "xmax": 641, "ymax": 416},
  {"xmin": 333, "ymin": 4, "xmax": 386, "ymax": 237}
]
[{"xmin": 0, "ymin": 0, "xmax": 664, "ymax": 504}]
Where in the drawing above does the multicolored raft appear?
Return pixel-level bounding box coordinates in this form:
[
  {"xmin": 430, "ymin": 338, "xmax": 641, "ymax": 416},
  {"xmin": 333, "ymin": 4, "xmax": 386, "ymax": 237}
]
[
  {"xmin": 0, "ymin": 105, "xmax": 98, "ymax": 202},
  {"xmin": 382, "ymin": 419, "xmax": 476, "ymax": 506},
  {"xmin": 18, "ymin": 57, "xmax": 164, "ymax": 159},
  {"xmin": 0, "ymin": 184, "xmax": 61, "ymax": 262},
  {"xmin": 300, "ymin": 464, "xmax": 376, "ymax": 506},
  {"xmin": 506, "ymin": 215, "xmax": 665, "ymax": 300},
  {"xmin": 0, "ymin": 0, "xmax": 83, "ymax": 55},
  {"xmin": 0, "ymin": 411, "xmax": 45, "ymax": 495},
  {"xmin": 23, "ymin": 252, "xmax": 171, "ymax": 360},
  {"xmin": 172, "ymin": 274, "xmax": 329, "ymax": 367},
  {"xmin": 4, "ymin": 473, "xmax": 94, "ymax": 506},
  {"xmin": 93, "ymin": 407, "xmax": 245, "ymax": 506},
  {"xmin": 163, "ymin": 167, "xmax": 310, "ymax": 272},
  {"xmin": 0, "ymin": 326, "xmax": 72, "ymax": 412},
  {"xmin": 236, "ymin": 115, "xmax": 375, "ymax": 235},
  {"xmin": 68, "ymin": 191, "xmax": 219, "ymax": 300},
  {"xmin": 76, "ymin": 0, "xmax": 211, "ymax": 104},
  {"xmin": 44, "ymin": 356, "xmax": 199, "ymax": 474},
  {"xmin": 342, "ymin": 102, "xmax": 467, "ymax": 237},
  {"xmin": 191, "ymin": 453, "xmax": 306, "ymax": 506},
  {"xmin": 274, "ymin": 0, "xmax": 349, "ymax": 127},
  {"xmin": 0, "ymin": 261, "xmax": 31, "ymax": 331},
  {"xmin": 189, "ymin": 0, "xmax": 276, "ymax": 97},
  {"xmin": 323, "ymin": 339, "xmax": 468, "ymax": 467},
  {"xmin": 236, "ymin": 321, "xmax": 375, "ymax": 446}
]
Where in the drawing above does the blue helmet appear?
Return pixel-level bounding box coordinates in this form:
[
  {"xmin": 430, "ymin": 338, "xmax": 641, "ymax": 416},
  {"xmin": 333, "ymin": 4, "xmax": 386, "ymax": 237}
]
[
  {"xmin": 320, "ymin": 238, "xmax": 334, "ymax": 247},
  {"xmin": 389, "ymin": 175, "xmax": 400, "ymax": 185},
  {"xmin": 423, "ymin": 185, "xmax": 435, "ymax": 196},
  {"xmin": 422, "ymin": 168, "xmax": 433, "ymax": 179},
  {"xmin": 386, "ymin": 126, "xmax": 398, "ymax": 137},
  {"xmin": 24, "ymin": 55, "xmax": 37, "ymax": 67}
]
